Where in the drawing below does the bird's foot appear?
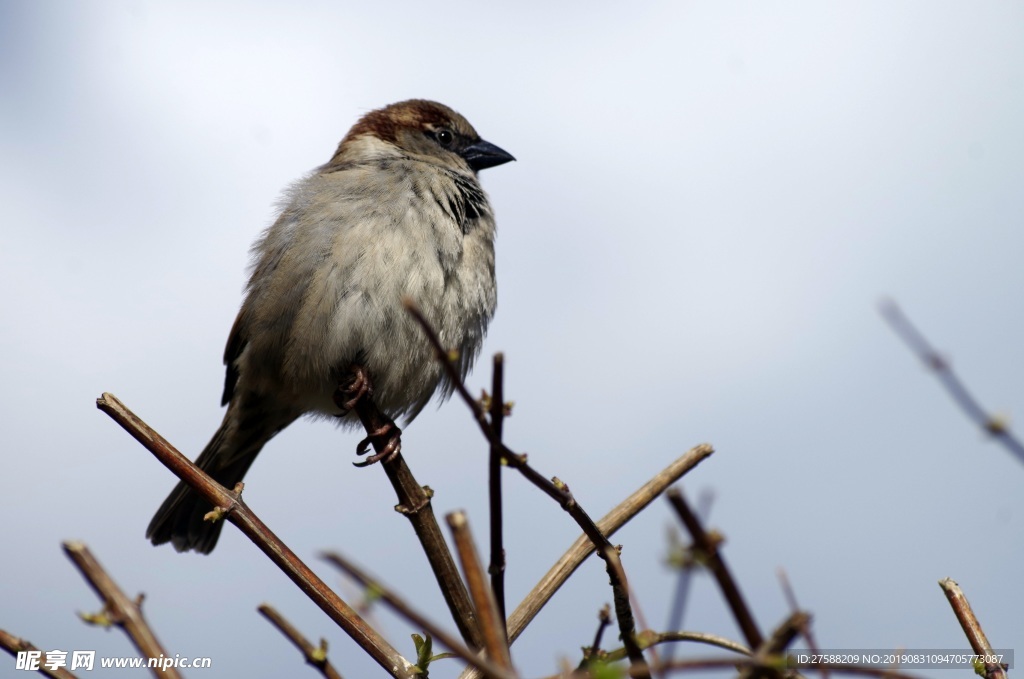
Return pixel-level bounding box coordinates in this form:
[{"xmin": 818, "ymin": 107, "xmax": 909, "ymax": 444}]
[
  {"xmin": 333, "ymin": 364, "xmax": 402, "ymax": 467},
  {"xmin": 335, "ymin": 364, "xmax": 372, "ymax": 412},
  {"xmin": 353, "ymin": 421, "xmax": 402, "ymax": 467}
]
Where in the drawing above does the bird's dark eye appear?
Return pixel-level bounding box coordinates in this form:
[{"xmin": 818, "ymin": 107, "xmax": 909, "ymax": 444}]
[{"xmin": 434, "ymin": 128, "xmax": 454, "ymax": 147}]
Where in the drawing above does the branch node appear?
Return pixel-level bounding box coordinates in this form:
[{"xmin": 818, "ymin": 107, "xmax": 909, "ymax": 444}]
[
  {"xmin": 203, "ymin": 482, "xmax": 244, "ymax": 524},
  {"xmin": 77, "ymin": 608, "xmax": 116, "ymax": 628},
  {"xmin": 393, "ymin": 486, "xmax": 433, "ymax": 516},
  {"xmin": 311, "ymin": 638, "xmax": 329, "ymax": 663}
]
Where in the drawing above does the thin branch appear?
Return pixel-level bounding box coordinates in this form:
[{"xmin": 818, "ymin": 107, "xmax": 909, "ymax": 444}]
[
  {"xmin": 643, "ymin": 630, "xmax": 750, "ymax": 656},
  {"xmin": 257, "ymin": 604, "xmax": 344, "ymax": 679},
  {"xmin": 739, "ymin": 611, "xmax": 810, "ymax": 679},
  {"xmin": 509, "ymin": 444, "xmax": 713, "ymax": 642},
  {"xmin": 588, "ymin": 629, "xmax": 751, "ymax": 665},
  {"xmin": 880, "ymin": 299, "xmax": 1024, "ymax": 465},
  {"xmin": 758, "ymin": 611, "xmax": 808, "ymax": 655},
  {"xmin": 62, "ymin": 541, "xmax": 180, "ymax": 679},
  {"xmin": 663, "ymin": 489, "xmax": 713, "ymax": 669},
  {"xmin": 653, "ymin": 657, "xmax": 926, "ymax": 679},
  {"xmin": 457, "ymin": 444, "xmax": 712, "ymax": 679},
  {"xmin": 545, "ymin": 653, "xmax": 925, "ymax": 679},
  {"xmin": 335, "ymin": 378, "xmax": 482, "ymax": 649},
  {"xmin": 602, "ymin": 544, "xmax": 648, "ymax": 672},
  {"xmin": 487, "ymin": 353, "xmax": 508, "ymax": 635},
  {"xmin": 95, "ymin": 393, "xmax": 414, "ymax": 679},
  {"xmin": 406, "ymin": 300, "xmax": 680, "ymax": 678},
  {"xmin": 0, "ymin": 629, "xmax": 79, "ymax": 679},
  {"xmin": 446, "ymin": 511, "xmax": 513, "ymax": 671},
  {"xmin": 625, "ymin": 571, "xmax": 661, "ymax": 678},
  {"xmin": 778, "ymin": 569, "xmax": 825, "ymax": 679},
  {"xmin": 403, "ymin": 300, "xmax": 499, "ymax": 448},
  {"xmin": 665, "ymin": 488, "xmax": 763, "ymax": 650},
  {"xmin": 320, "ymin": 552, "xmax": 518, "ymax": 679},
  {"xmin": 578, "ymin": 604, "xmax": 612, "ymax": 669},
  {"xmin": 938, "ymin": 578, "xmax": 1008, "ymax": 679}
]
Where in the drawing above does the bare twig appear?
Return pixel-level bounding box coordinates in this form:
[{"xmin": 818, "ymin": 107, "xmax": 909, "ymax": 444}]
[
  {"xmin": 545, "ymin": 654, "xmax": 925, "ymax": 679},
  {"xmin": 644, "ymin": 630, "xmax": 751, "ymax": 657},
  {"xmin": 95, "ymin": 393, "xmax": 414, "ymax": 679},
  {"xmin": 258, "ymin": 604, "xmax": 344, "ymax": 679},
  {"xmin": 663, "ymin": 489, "xmax": 713, "ymax": 669},
  {"xmin": 602, "ymin": 544, "xmax": 648, "ymax": 673},
  {"xmin": 458, "ymin": 445, "xmax": 712, "ymax": 679},
  {"xmin": 0, "ymin": 630, "xmax": 79, "ymax": 679},
  {"xmin": 778, "ymin": 569, "xmax": 824, "ymax": 679},
  {"xmin": 880, "ymin": 299, "xmax": 1024, "ymax": 465},
  {"xmin": 938, "ymin": 578, "xmax": 1008, "ymax": 679},
  {"xmin": 62, "ymin": 541, "xmax": 180, "ymax": 679},
  {"xmin": 626, "ymin": 573, "xmax": 661, "ymax": 677},
  {"xmin": 320, "ymin": 551, "xmax": 518, "ymax": 679},
  {"xmin": 758, "ymin": 611, "xmax": 808, "ymax": 656},
  {"xmin": 589, "ymin": 629, "xmax": 751, "ymax": 666},
  {"xmin": 403, "ymin": 301, "xmax": 499, "ymax": 449},
  {"xmin": 665, "ymin": 488, "xmax": 763, "ymax": 650},
  {"xmin": 447, "ymin": 512, "xmax": 513, "ymax": 671},
  {"xmin": 739, "ymin": 611, "xmax": 810, "ymax": 679},
  {"xmin": 509, "ymin": 444, "xmax": 713, "ymax": 642},
  {"xmin": 335, "ymin": 377, "xmax": 482, "ymax": 649},
  {"xmin": 653, "ymin": 657, "xmax": 924, "ymax": 679},
  {"xmin": 578, "ymin": 605, "xmax": 612, "ymax": 668},
  {"xmin": 487, "ymin": 353, "xmax": 508, "ymax": 635},
  {"xmin": 405, "ymin": 301, "xmax": 666, "ymax": 677}
]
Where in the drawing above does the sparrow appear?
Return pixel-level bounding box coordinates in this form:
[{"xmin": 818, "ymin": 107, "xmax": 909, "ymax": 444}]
[{"xmin": 147, "ymin": 99, "xmax": 514, "ymax": 553}]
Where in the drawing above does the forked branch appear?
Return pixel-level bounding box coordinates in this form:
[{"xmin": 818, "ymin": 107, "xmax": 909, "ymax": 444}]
[
  {"xmin": 405, "ymin": 300, "xmax": 651, "ymax": 677},
  {"xmin": 96, "ymin": 393, "xmax": 414, "ymax": 678},
  {"xmin": 62, "ymin": 541, "xmax": 180, "ymax": 679}
]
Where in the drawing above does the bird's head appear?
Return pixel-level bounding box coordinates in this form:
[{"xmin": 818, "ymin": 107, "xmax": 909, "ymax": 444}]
[{"xmin": 328, "ymin": 99, "xmax": 514, "ymax": 174}]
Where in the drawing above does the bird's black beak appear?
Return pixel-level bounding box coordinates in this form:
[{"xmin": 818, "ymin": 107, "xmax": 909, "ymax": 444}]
[{"xmin": 461, "ymin": 139, "xmax": 515, "ymax": 171}]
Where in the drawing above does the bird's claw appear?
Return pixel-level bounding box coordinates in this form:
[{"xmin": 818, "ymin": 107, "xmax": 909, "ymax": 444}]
[
  {"xmin": 353, "ymin": 423, "xmax": 402, "ymax": 467},
  {"xmin": 336, "ymin": 365, "xmax": 372, "ymax": 412},
  {"xmin": 334, "ymin": 365, "xmax": 402, "ymax": 467}
]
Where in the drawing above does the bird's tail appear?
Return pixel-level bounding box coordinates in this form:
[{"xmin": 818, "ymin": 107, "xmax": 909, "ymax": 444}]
[{"xmin": 146, "ymin": 398, "xmax": 297, "ymax": 554}]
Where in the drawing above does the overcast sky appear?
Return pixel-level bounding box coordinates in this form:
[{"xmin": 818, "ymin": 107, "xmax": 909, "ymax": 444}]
[{"xmin": 2, "ymin": 2, "xmax": 1023, "ymax": 677}]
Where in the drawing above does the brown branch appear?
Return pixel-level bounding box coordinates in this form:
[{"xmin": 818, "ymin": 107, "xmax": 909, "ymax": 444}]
[
  {"xmin": 642, "ymin": 630, "xmax": 750, "ymax": 656},
  {"xmin": 0, "ymin": 630, "xmax": 79, "ymax": 679},
  {"xmin": 666, "ymin": 488, "xmax": 763, "ymax": 649},
  {"xmin": 625, "ymin": 572, "xmax": 661, "ymax": 677},
  {"xmin": 586, "ymin": 629, "xmax": 751, "ymax": 666},
  {"xmin": 758, "ymin": 611, "xmax": 808, "ymax": 655},
  {"xmin": 95, "ymin": 393, "xmax": 414, "ymax": 679},
  {"xmin": 336, "ymin": 379, "xmax": 482, "ymax": 649},
  {"xmin": 403, "ymin": 300, "xmax": 498, "ymax": 448},
  {"xmin": 739, "ymin": 611, "xmax": 810, "ymax": 679},
  {"xmin": 320, "ymin": 551, "xmax": 518, "ymax": 679},
  {"xmin": 487, "ymin": 353, "xmax": 508, "ymax": 635},
  {"xmin": 457, "ymin": 444, "xmax": 712, "ymax": 679},
  {"xmin": 602, "ymin": 544, "xmax": 648, "ymax": 673},
  {"xmin": 62, "ymin": 541, "xmax": 180, "ymax": 679},
  {"xmin": 938, "ymin": 578, "xmax": 1008, "ymax": 679},
  {"xmin": 446, "ymin": 511, "xmax": 514, "ymax": 671},
  {"xmin": 653, "ymin": 657, "xmax": 925, "ymax": 679},
  {"xmin": 663, "ymin": 489, "xmax": 713, "ymax": 670},
  {"xmin": 778, "ymin": 569, "xmax": 824, "ymax": 679},
  {"xmin": 880, "ymin": 299, "xmax": 1024, "ymax": 465},
  {"xmin": 406, "ymin": 300, "xmax": 664, "ymax": 677},
  {"xmin": 545, "ymin": 654, "xmax": 924, "ymax": 679},
  {"xmin": 578, "ymin": 604, "xmax": 612, "ymax": 668},
  {"xmin": 509, "ymin": 444, "xmax": 713, "ymax": 642},
  {"xmin": 257, "ymin": 604, "xmax": 344, "ymax": 679}
]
